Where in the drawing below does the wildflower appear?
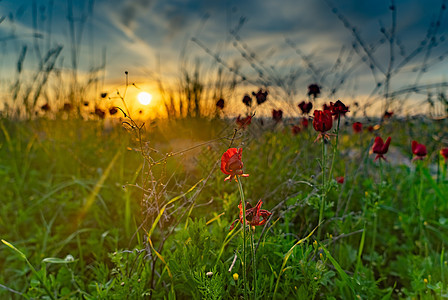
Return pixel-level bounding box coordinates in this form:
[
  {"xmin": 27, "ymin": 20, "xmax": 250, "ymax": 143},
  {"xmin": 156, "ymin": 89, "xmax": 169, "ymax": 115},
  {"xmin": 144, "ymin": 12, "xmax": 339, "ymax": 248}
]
[
  {"xmin": 83, "ymin": 101, "xmax": 90, "ymax": 107},
  {"xmin": 109, "ymin": 107, "xmax": 118, "ymax": 115},
  {"xmin": 440, "ymin": 148, "xmax": 448, "ymax": 163},
  {"xmin": 272, "ymin": 109, "xmax": 283, "ymax": 122},
  {"xmin": 330, "ymin": 100, "xmax": 349, "ymax": 116},
  {"xmin": 236, "ymin": 115, "xmax": 252, "ymax": 129},
  {"xmin": 367, "ymin": 125, "xmax": 374, "ymax": 132},
  {"xmin": 298, "ymin": 101, "xmax": 313, "ymax": 114},
  {"xmin": 252, "ymin": 89, "xmax": 268, "ymax": 105},
  {"xmin": 313, "ymin": 110, "xmax": 333, "ymax": 141},
  {"xmin": 371, "ymin": 136, "xmax": 391, "ymax": 161},
  {"xmin": 94, "ymin": 107, "xmax": 106, "ymax": 119},
  {"xmin": 229, "ymin": 200, "xmax": 272, "ymax": 230},
  {"xmin": 40, "ymin": 103, "xmax": 50, "ymax": 112},
  {"xmin": 242, "ymin": 94, "xmax": 252, "ymax": 107},
  {"xmin": 233, "ymin": 273, "xmax": 239, "ymax": 281},
  {"xmin": 383, "ymin": 110, "xmax": 394, "ymax": 119},
  {"xmin": 100, "ymin": 92, "xmax": 108, "ymax": 98},
  {"xmin": 308, "ymin": 84, "xmax": 321, "ymax": 98},
  {"xmin": 216, "ymin": 98, "xmax": 225, "ymax": 109},
  {"xmin": 206, "ymin": 272, "xmax": 213, "ymax": 277},
  {"xmin": 412, "ymin": 141, "xmax": 427, "ymax": 161},
  {"xmin": 322, "ymin": 103, "xmax": 332, "ymax": 111},
  {"xmin": 352, "ymin": 122, "xmax": 362, "ymax": 133},
  {"xmin": 220, "ymin": 148, "xmax": 249, "ymax": 182},
  {"xmin": 336, "ymin": 176, "xmax": 344, "ymax": 184},
  {"xmin": 313, "ymin": 110, "xmax": 333, "ymax": 132},
  {"xmin": 291, "ymin": 125, "xmax": 301, "ymax": 135}
]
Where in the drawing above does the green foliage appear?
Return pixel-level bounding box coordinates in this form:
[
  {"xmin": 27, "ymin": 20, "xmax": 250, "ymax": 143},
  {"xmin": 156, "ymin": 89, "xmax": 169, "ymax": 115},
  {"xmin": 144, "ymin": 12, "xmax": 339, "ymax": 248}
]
[
  {"xmin": 169, "ymin": 218, "xmax": 225, "ymax": 299},
  {"xmin": 1, "ymin": 117, "xmax": 448, "ymax": 299}
]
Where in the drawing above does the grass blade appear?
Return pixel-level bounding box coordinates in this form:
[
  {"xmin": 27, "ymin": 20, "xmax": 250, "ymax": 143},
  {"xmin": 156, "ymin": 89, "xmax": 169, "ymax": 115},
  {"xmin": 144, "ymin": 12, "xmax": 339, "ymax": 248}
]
[
  {"xmin": 273, "ymin": 224, "xmax": 319, "ymax": 297},
  {"xmin": 1, "ymin": 239, "xmax": 26, "ymax": 259},
  {"xmin": 321, "ymin": 244, "xmax": 356, "ymax": 296},
  {"xmin": 148, "ymin": 236, "xmax": 172, "ymax": 278},
  {"xmin": 77, "ymin": 148, "xmax": 121, "ymax": 224},
  {"xmin": 147, "ymin": 179, "xmax": 203, "ymax": 239}
]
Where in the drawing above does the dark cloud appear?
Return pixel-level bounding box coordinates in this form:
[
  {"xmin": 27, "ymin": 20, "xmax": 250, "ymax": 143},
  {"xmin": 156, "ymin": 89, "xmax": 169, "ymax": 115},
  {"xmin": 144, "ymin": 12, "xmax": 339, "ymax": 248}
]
[
  {"xmin": 162, "ymin": 6, "xmax": 188, "ymax": 38},
  {"xmin": 120, "ymin": 0, "xmax": 153, "ymax": 29}
]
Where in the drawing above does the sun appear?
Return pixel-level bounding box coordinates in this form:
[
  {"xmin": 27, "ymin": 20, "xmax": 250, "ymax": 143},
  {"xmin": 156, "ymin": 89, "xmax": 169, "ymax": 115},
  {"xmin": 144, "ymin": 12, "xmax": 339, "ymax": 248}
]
[{"xmin": 137, "ymin": 92, "xmax": 152, "ymax": 105}]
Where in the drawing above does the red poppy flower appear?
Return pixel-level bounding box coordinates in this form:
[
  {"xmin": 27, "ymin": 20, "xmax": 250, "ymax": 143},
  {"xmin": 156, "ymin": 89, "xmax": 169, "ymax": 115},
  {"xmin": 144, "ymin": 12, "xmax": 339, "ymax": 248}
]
[
  {"xmin": 322, "ymin": 103, "xmax": 331, "ymax": 111},
  {"xmin": 313, "ymin": 110, "xmax": 333, "ymax": 141},
  {"xmin": 272, "ymin": 109, "xmax": 283, "ymax": 122},
  {"xmin": 308, "ymin": 84, "xmax": 321, "ymax": 98},
  {"xmin": 252, "ymin": 89, "xmax": 268, "ymax": 105},
  {"xmin": 412, "ymin": 141, "xmax": 427, "ymax": 161},
  {"xmin": 330, "ymin": 100, "xmax": 349, "ymax": 116},
  {"xmin": 352, "ymin": 122, "xmax": 362, "ymax": 133},
  {"xmin": 383, "ymin": 111, "xmax": 394, "ymax": 119},
  {"xmin": 220, "ymin": 148, "xmax": 249, "ymax": 182},
  {"xmin": 109, "ymin": 107, "xmax": 118, "ymax": 115},
  {"xmin": 291, "ymin": 125, "xmax": 301, "ymax": 135},
  {"xmin": 242, "ymin": 95, "xmax": 252, "ymax": 107},
  {"xmin": 229, "ymin": 200, "xmax": 272, "ymax": 230},
  {"xmin": 94, "ymin": 107, "xmax": 106, "ymax": 119},
  {"xmin": 40, "ymin": 103, "xmax": 50, "ymax": 112},
  {"xmin": 440, "ymin": 148, "xmax": 448, "ymax": 163},
  {"xmin": 367, "ymin": 125, "xmax": 374, "ymax": 132},
  {"xmin": 298, "ymin": 101, "xmax": 313, "ymax": 114},
  {"xmin": 216, "ymin": 98, "xmax": 225, "ymax": 109},
  {"xmin": 371, "ymin": 136, "xmax": 391, "ymax": 161},
  {"xmin": 236, "ymin": 115, "xmax": 252, "ymax": 129},
  {"xmin": 313, "ymin": 110, "xmax": 333, "ymax": 132},
  {"xmin": 336, "ymin": 176, "xmax": 344, "ymax": 184}
]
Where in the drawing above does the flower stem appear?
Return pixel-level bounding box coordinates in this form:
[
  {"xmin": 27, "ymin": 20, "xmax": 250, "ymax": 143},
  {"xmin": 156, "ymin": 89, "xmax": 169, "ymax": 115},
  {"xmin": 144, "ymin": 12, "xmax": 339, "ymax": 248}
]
[
  {"xmin": 417, "ymin": 163, "xmax": 425, "ymax": 254},
  {"xmin": 356, "ymin": 205, "xmax": 367, "ymax": 274},
  {"xmin": 318, "ymin": 138, "xmax": 327, "ymax": 239},
  {"xmin": 327, "ymin": 115, "xmax": 341, "ymax": 186},
  {"xmin": 251, "ymin": 229, "xmax": 257, "ymax": 299},
  {"xmin": 236, "ymin": 176, "xmax": 248, "ymax": 299},
  {"xmin": 371, "ymin": 159, "xmax": 383, "ymax": 256}
]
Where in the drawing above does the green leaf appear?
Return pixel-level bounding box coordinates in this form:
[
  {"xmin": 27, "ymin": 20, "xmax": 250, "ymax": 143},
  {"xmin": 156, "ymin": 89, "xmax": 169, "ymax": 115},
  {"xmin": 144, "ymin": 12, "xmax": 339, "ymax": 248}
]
[
  {"xmin": 1, "ymin": 239, "xmax": 26, "ymax": 259},
  {"xmin": 321, "ymin": 245, "xmax": 356, "ymax": 296},
  {"xmin": 42, "ymin": 257, "xmax": 78, "ymax": 264}
]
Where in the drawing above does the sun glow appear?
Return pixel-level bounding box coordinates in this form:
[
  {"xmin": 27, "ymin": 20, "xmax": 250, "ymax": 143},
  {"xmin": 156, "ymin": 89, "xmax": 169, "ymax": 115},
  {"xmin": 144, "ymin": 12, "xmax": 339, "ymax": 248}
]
[{"xmin": 137, "ymin": 92, "xmax": 152, "ymax": 105}]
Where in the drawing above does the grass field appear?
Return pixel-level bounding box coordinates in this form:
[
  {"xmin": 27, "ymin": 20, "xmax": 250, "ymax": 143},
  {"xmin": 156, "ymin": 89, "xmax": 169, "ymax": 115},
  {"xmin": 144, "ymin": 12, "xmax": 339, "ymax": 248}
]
[{"xmin": 0, "ymin": 113, "xmax": 447, "ymax": 299}]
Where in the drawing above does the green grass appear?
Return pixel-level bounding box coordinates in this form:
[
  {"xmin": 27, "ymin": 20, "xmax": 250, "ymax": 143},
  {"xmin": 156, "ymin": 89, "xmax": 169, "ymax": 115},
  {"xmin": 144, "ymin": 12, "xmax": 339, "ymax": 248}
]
[{"xmin": 0, "ymin": 116, "xmax": 447, "ymax": 299}]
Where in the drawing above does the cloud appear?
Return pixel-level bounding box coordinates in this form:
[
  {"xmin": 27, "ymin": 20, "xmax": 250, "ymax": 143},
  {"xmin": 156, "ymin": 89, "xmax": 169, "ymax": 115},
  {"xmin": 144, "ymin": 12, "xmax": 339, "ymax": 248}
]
[
  {"xmin": 162, "ymin": 5, "xmax": 189, "ymax": 38},
  {"xmin": 120, "ymin": 0, "xmax": 153, "ymax": 29}
]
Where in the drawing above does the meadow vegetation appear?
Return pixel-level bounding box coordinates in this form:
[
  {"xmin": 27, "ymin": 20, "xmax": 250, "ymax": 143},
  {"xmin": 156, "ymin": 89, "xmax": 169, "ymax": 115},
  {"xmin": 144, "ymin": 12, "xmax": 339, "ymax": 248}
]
[
  {"xmin": 2, "ymin": 1, "xmax": 448, "ymax": 299},
  {"xmin": 1, "ymin": 109, "xmax": 448, "ymax": 298}
]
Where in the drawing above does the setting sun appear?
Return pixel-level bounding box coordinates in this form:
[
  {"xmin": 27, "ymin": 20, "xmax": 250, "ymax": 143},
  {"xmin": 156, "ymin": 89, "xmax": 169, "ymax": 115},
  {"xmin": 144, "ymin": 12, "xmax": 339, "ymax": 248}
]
[{"xmin": 137, "ymin": 92, "xmax": 152, "ymax": 105}]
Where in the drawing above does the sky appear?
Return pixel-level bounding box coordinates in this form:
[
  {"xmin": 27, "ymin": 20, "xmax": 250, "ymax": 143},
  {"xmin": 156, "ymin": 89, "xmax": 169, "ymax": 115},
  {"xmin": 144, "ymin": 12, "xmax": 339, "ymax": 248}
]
[{"xmin": 1, "ymin": 0, "xmax": 448, "ymax": 117}]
